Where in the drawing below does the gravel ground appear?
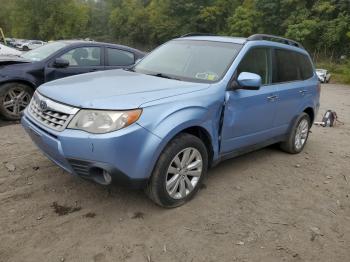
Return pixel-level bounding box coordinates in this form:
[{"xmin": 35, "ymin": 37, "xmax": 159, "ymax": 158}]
[{"xmin": 0, "ymin": 84, "xmax": 349, "ymax": 262}]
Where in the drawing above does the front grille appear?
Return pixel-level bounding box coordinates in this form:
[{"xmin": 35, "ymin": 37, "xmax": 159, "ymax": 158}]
[{"xmin": 28, "ymin": 92, "xmax": 79, "ymax": 131}]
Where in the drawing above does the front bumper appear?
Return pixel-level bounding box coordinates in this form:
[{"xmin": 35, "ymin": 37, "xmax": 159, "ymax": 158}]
[{"xmin": 21, "ymin": 112, "xmax": 162, "ymax": 189}]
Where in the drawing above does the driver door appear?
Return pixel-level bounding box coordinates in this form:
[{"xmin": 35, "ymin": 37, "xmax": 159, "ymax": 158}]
[
  {"xmin": 45, "ymin": 46, "xmax": 104, "ymax": 82},
  {"xmin": 220, "ymin": 47, "xmax": 279, "ymax": 154}
]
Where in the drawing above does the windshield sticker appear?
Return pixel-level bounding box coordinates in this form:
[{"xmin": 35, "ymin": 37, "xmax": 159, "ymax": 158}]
[{"xmin": 195, "ymin": 72, "xmax": 219, "ymax": 81}]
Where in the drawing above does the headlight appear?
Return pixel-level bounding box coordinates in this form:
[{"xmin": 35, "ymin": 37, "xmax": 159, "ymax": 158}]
[{"xmin": 67, "ymin": 109, "xmax": 142, "ymax": 134}]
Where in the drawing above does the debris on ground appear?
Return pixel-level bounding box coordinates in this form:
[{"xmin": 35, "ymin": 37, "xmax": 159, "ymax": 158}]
[
  {"xmin": 310, "ymin": 226, "xmax": 323, "ymax": 241},
  {"xmin": 51, "ymin": 202, "xmax": 82, "ymax": 216},
  {"xmin": 131, "ymin": 211, "xmax": 145, "ymax": 219},
  {"xmin": 4, "ymin": 162, "xmax": 16, "ymax": 172},
  {"xmin": 83, "ymin": 212, "xmax": 96, "ymax": 218}
]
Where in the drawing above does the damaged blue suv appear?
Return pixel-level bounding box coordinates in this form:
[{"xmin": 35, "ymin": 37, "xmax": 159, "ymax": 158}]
[{"xmin": 22, "ymin": 34, "xmax": 320, "ymax": 207}]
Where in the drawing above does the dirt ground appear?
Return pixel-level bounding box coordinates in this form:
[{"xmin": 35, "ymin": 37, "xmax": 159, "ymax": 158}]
[{"xmin": 0, "ymin": 84, "xmax": 349, "ymax": 262}]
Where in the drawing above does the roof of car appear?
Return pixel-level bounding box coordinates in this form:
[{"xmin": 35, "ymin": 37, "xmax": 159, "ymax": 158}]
[
  {"xmin": 178, "ymin": 34, "xmax": 305, "ymax": 52},
  {"xmin": 178, "ymin": 35, "xmax": 247, "ymax": 45},
  {"xmin": 53, "ymin": 40, "xmax": 144, "ymax": 54}
]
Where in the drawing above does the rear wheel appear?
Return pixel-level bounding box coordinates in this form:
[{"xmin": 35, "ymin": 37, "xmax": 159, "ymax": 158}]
[
  {"xmin": 145, "ymin": 133, "xmax": 208, "ymax": 208},
  {"xmin": 23, "ymin": 46, "xmax": 29, "ymax": 51},
  {"xmin": 0, "ymin": 83, "xmax": 33, "ymax": 120},
  {"xmin": 280, "ymin": 113, "xmax": 310, "ymax": 154}
]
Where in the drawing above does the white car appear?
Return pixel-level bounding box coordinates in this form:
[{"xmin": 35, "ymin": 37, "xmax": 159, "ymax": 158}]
[
  {"xmin": 18, "ymin": 40, "xmax": 46, "ymax": 51},
  {"xmin": 0, "ymin": 43, "xmax": 22, "ymax": 56},
  {"xmin": 316, "ymin": 69, "xmax": 331, "ymax": 83}
]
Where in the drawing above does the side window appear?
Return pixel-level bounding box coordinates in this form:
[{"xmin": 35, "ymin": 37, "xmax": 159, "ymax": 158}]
[
  {"xmin": 296, "ymin": 53, "xmax": 314, "ymax": 80},
  {"xmin": 273, "ymin": 49, "xmax": 303, "ymax": 83},
  {"xmin": 60, "ymin": 47, "xmax": 101, "ymax": 67},
  {"xmin": 237, "ymin": 48, "xmax": 271, "ymax": 85},
  {"xmin": 107, "ymin": 48, "xmax": 135, "ymax": 66}
]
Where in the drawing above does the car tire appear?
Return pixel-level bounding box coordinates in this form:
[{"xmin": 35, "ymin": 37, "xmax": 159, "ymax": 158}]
[
  {"xmin": 280, "ymin": 113, "xmax": 311, "ymax": 154},
  {"xmin": 23, "ymin": 46, "xmax": 29, "ymax": 51},
  {"xmin": 0, "ymin": 83, "xmax": 33, "ymax": 120},
  {"xmin": 145, "ymin": 133, "xmax": 208, "ymax": 208}
]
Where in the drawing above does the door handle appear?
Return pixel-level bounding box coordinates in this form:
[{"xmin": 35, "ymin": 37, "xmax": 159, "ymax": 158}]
[
  {"xmin": 299, "ymin": 90, "xmax": 307, "ymax": 95},
  {"xmin": 267, "ymin": 95, "xmax": 278, "ymax": 101}
]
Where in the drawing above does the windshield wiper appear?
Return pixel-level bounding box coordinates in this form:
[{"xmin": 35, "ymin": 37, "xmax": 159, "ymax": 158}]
[
  {"xmin": 148, "ymin": 73, "xmax": 179, "ymax": 80},
  {"xmin": 124, "ymin": 67, "xmax": 135, "ymax": 72}
]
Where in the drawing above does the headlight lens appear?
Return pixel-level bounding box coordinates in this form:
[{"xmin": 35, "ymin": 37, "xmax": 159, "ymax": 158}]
[{"xmin": 68, "ymin": 109, "xmax": 142, "ymax": 134}]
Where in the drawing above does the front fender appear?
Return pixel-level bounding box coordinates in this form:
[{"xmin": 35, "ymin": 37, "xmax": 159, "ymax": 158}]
[
  {"xmin": 139, "ymin": 102, "xmax": 222, "ymax": 171},
  {"xmin": 0, "ymin": 76, "xmax": 37, "ymax": 88}
]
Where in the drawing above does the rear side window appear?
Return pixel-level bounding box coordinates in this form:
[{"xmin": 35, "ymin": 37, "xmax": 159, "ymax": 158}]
[
  {"xmin": 296, "ymin": 53, "xmax": 314, "ymax": 80},
  {"xmin": 237, "ymin": 48, "xmax": 271, "ymax": 85},
  {"xmin": 273, "ymin": 49, "xmax": 313, "ymax": 83},
  {"xmin": 107, "ymin": 48, "xmax": 135, "ymax": 66}
]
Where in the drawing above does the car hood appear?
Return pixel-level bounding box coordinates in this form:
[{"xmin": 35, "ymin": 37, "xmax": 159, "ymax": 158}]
[
  {"xmin": 0, "ymin": 55, "xmax": 30, "ymax": 66},
  {"xmin": 38, "ymin": 69, "xmax": 210, "ymax": 109},
  {"xmin": 0, "ymin": 44, "xmax": 22, "ymax": 56}
]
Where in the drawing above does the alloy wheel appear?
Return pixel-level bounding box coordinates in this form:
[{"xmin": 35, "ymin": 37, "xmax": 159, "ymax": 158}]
[
  {"xmin": 295, "ymin": 119, "xmax": 309, "ymax": 150},
  {"xmin": 166, "ymin": 147, "xmax": 203, "ymax": 200},
  {"xmin": 3, "ymin": 87, "xmax": 31, "ymax": 117}
]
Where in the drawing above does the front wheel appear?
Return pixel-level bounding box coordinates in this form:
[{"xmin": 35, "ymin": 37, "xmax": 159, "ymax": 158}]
[
  {"xmin": 146, "ymin": 133, "xmax": 208, "ymax": 208},
  {"xmin": 0, "ymin": 83, "xmax": 33, "ymax": 120},
  {"xmin": 280, "ymin": 113, "xmax": 310, "ymax": 154}
]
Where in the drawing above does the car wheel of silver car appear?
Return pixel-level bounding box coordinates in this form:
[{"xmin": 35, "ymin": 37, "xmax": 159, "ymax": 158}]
[
  {"xmin": 146, "ymin": 133, "xmax": 208, "ymax": 208},
  {"xmin": 280, "ymin": 112, "xmax": 310, "ymax": 154},
  {"xmin": 0, "ymin": 83, "xmax": 33, "ymax": 120}
]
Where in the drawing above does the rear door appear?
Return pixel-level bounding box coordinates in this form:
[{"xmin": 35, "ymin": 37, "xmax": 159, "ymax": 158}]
[
  {"xmin": 272, "ymin": 49, "xmax": 314, "ymax": 134},
  {"xmin": 45, "ymin": 46, "xmax": 104, "ymax": 82},
  {"xmin": 104, "ymin": 47, "xmax": 136, "ymax": 70},
  {"xmin": 220, "ymin": 47, "xmax": 279, "ymax": 153}
]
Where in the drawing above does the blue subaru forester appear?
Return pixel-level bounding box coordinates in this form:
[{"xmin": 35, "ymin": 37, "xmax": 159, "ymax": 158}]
[{"xmin": 22, "ymin": 34, "xmax": 320, "ymax": 207}]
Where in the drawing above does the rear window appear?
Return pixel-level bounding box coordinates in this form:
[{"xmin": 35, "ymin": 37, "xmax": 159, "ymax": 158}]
[{"xmin": 273, "ymin": 49, "xmax": 313, "ymax": 83}]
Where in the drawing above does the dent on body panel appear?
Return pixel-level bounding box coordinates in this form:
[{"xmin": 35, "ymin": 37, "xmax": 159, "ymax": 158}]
[{"xmin": 223, "ymin": 91, "xmax": 238, "ymax": 128}]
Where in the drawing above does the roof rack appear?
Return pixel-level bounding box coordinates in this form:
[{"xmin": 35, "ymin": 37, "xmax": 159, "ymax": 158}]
[
  {"xmin": 181, "ymin": 32, "xmax": 217, "ymax": 38},
  {"xmin": 247, "ymin": 34, "xmax": 304, "ymax": 49}
]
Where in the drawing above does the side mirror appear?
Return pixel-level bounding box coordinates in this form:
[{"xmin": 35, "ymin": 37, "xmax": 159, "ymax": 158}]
[
  {"xmin": 232, "ymin": 72, "xmax": 262, "ymax": 90},
  {"xmin": 53, "ymin": 58, "xmax": 69, "ymax": 68}
]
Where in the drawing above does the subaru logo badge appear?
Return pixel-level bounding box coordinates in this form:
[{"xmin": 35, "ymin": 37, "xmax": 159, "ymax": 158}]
[{"xmin": 39, "ymin": 100, "xmax": 48, "ymax": 111}]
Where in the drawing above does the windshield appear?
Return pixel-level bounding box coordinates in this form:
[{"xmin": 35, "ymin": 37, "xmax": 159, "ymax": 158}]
[
  {"xmin": 134, "ymin": 40, "xmax": 242, "ymax": 83},
  {"xmin": 21, "ymin": 42, "xmax": 68, "ymax": 61}
]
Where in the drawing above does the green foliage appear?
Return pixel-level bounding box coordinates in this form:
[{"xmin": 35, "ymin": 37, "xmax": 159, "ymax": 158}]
[
  {"xmin": 227, "ymin": 6, "xmax": 257, "ymax": 37},
  {"xmin": 1, "ymin": 0, "xmax": 349, "ymax": 65}
]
